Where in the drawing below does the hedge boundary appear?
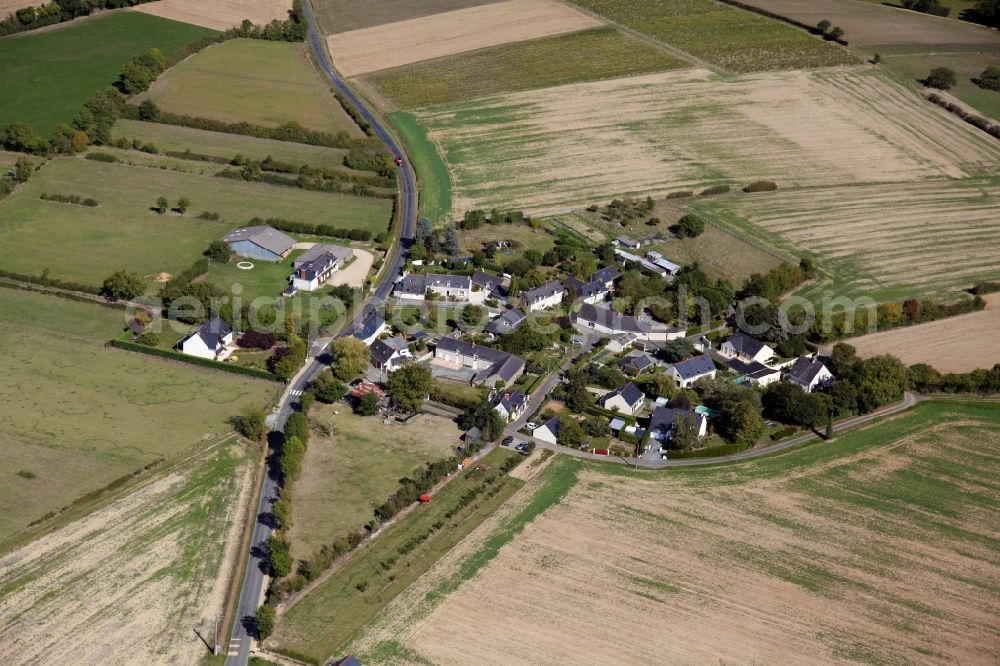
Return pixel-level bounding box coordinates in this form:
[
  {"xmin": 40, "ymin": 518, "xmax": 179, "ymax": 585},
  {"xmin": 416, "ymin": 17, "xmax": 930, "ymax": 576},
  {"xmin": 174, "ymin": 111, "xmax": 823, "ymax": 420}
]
[{"xmin": 109, "ymin": 338, "xmax": 285, "ymax": 382}]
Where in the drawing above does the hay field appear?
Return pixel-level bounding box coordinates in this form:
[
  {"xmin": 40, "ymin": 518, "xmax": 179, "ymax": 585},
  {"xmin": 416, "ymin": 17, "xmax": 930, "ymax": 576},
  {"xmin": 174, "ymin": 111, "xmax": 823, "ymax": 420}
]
[
  {"xmin": 415, "ymin": 67, "xmax": 1000, "ymax": 217},
  {"xmin": 694, "ymin": 176, "xmax": 1000, "ymax": 302},
  {"xmin": 0, "ymin": 288, "xmax": 277, "ymax": 542},
  {"xmin": 844, "ymin": 293, "xmax": 1000, "ymax": 373},
  {"xmin": 327, "ymin": 0, "xmax": 603, "ymax": 77},
  {"xmin": 141, "ymin": 39, "xmax": 362, "ymax": 135},
  {"xmin": 742, "ymin": 0, "xmax": 999, "ymax": 50},
  {"xmin": 0, "ymin": 440, "xmax": 256, "ymax": 665},
  {"xmin": 0, "ymin": 156, "xmax": 392, "ymax": 286},
  {"xmin": 349, "ymin": 400, "xmax": 1000, "ymax": 665},
  {"xmin": 314, "ymin": 0, "xmax": 501, "ymax": 33},
  {"xmin": 135, "ymin": 0, "xmax": 292, "ymax": 30},
  {"xmin": 364, "ymin": 26, "xmax": 688, "ymax": 108},
  {"xmin": 0, "ymin": 12, "xmax": 215, "ymax": 138},
  {"xmin": 572, "ymin": 0, "xmax": 857, "ymax": 72},
  {"xmin": 288, "ymin": 410, "xmax": 462, "ymax": 560}
]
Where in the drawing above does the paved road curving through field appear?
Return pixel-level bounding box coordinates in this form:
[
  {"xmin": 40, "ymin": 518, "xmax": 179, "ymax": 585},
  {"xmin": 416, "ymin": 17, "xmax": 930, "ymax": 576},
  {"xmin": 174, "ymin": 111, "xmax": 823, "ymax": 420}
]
[{"xmin": 223, "ymin": 2, "xmax": 417, "ymax": 663}]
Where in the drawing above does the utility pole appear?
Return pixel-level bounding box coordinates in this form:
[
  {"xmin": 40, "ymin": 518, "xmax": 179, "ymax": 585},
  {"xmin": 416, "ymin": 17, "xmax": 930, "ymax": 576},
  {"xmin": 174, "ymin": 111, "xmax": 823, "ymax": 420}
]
[{"xmin": 213, "ymin": 613, "xmax": 220, "ymax": 656}]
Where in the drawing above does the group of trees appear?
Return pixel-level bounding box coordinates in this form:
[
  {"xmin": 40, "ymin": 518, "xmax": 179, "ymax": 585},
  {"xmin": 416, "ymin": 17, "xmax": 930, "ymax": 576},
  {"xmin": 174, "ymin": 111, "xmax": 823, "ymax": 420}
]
[
  {"xmin": 386, "ymin": 362, "xmax": 433, "ymax": 413},
  {"xmin": 901, "ymin": 0, "xmax": 950, "ymax": 17},
  {"xmin": 0, "ymin": 156, "xmax": 32, "ymax": 200},
  {"xmin": 815, "ymin": 19, "xmax": 844, "ymax": 41},
  {"xmin": 154, "ymin": 195, "xmax": 190, "ymax": 214},
  {"xmin": 459, "ymin": 207, "xmax": 528, "ymax": 230},
  {"xmin": 0, "ymin": 0, "xmax": 157, "ymax": 36},
  {"xmin": 101, "ymin": 269, "xmax": 146, "ymax": 301},
  {"xmin": 330, "ymin": 337, "xmax": 370, "ymax": 381},
  {"xmin": 925, "ymin": 66, "xmax": 958, "ymax": 90},
  {"xmin": 410, "ymin": 218, "xmax": 460, "ymax": 260},
  {"xmin": 117, "ymin": 48, "xmax": 165, "ymax": 95}
]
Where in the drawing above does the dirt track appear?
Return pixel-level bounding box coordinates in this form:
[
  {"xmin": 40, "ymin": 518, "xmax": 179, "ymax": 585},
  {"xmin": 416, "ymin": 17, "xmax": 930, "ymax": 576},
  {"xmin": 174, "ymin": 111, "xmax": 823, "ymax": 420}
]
[
  {"xmin": 327, "ymin": 0, "xmax": 602, "ymax": 76},
  {"xmin": 845, "ymin": 293, "xmax": 1000, "ymax": 372},
  {"xmin": 134, "ymin": 0, "xmax": 292, "ymax": 30}
]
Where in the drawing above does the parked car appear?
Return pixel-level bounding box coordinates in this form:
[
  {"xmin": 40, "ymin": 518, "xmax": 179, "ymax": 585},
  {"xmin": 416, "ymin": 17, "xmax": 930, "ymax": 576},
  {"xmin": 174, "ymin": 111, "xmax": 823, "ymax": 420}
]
[
  {"xmin": 525, "ymin": 422, "xmax": 539, "ymax": 430},
  {"xmin": 502, "ymin": 436, "xmax": 515, "ymax": 447},
  {"xmin": 514, "ymin": 442, "xmax": 533, "ymax": 455},
  {"xmin": 572, "ymin": 337, "xmax": 584, "ymax": 346}
]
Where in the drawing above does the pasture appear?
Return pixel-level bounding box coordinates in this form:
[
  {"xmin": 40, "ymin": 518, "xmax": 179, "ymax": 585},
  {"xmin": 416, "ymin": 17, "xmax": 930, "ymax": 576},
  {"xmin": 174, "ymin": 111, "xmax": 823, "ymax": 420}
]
[
  {"xmin": 349, "ymin": 400, "xmax": 1000, "ymax": 665},
  {"xmin": 692, "ymin": 176, "xmax": 1000, "ymax": 301},
  {"xmin": 141, "ymin": 39, "xmax": 363, "ymax": 135},
  {"xmin": 0, "ymin": 156, "xmax": 392, "ymax": 286},
  {"xmin": 389, "ymin": 111, "xmax": 451, "ymax": 223},
  {"xmin": 288, "ymin": 410, "xmax": 463, "ymax": 561},
  {"xmin": 364, "ymin": 26, "xmax": 688, "ymax": 108},
  {"xmin": 883, "ymin": 51, "xmax": 1000, "ymax": 121},
  {"xmin": 0, "ymin": 11, "xmax": 216, "ymax": 137},
  {"xmin": 0, "ymin": 288, "xmax": 277, "ymax": 543},
  {"xmin": 111, "ymin": 119, "xmax": 354, "ymax": 169},
  {"xmin": 314, "ymin": 0, "xmax": 501, "ymax": 33},
  {"xmin": 0, "ymin": 439, "xmax": 257, "ymax": 665},
  {"xmin": 647, "ymin": 223, "xmax": 784, "ymax": 285},
  {"xmin": 571, "ymin": 0, "xmax": 857, "ymax": 72},
  {"xmin": 844, "ymin": 293, "xmax": 1000, "ymax": 372},
  {"xmin": 411, "ymin": 67, "xmax": 1000, "ymax": 218},
  {"xmin": 270, "ymin": 448, "xmax": 524, "ymax": 663},
  {"xmin": 327, "ymin": 0, "xmax": 602, "ymax": 77},
  {"xmin": 135, "ymin": 0, "xmax": 292, "ymax": 30}
]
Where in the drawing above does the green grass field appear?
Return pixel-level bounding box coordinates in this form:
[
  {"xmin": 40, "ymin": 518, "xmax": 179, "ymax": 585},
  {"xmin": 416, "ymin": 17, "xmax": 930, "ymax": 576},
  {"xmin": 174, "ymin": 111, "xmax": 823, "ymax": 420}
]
[
  {"xmin": 365, "ymin": 27, "xmax": 689, "ymax": 108},
  {"xmin": 111, "ymin": 120, "xmax": 356, "ymax": 169},
  {"xmin": 141, "ymin": 39, "xmax": 362, "ymax": 134},
  {"xmin": 882, "ymin": 52, "xmax": 1000, "ymax": 121},
  {"xmin": 0, "ymin": 12, "xmax": 216, "ymax": 138},
  {"xmin": 270, "ymin": 448, "xmax": 524, "ymax": 663},
  {"xmin": 287, "ymin": 410, "xmax": 463, "ymax": 561},
  {"xmin": 571, "ymin": 0, "xmax": 858, "ymax": 72},
  {"xmin": 0, "ymin": 438, "xmax": 257, "ymax": 663},
  {"xmin": 0, "ymin": 156, "xmax": 392, "ymax": 286},
  {"xmin": 389, "ymin": 111, "xmax": 451, "ymax": 224},
  {"xmin": 345, "ymin": 400, "xmax": 1000, "ymax": 664},
  {"xmin": 0, "ymin": 287, "xmax": 277, "ymax": 543}
]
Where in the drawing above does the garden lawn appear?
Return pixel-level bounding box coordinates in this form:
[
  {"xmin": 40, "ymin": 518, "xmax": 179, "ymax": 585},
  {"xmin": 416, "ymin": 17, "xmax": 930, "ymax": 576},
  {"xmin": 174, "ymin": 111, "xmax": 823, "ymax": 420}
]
[
  {"xmin": 365, "ymin": 27, "xmax": 688, "ymax": 108},
  {"xmin": 287, "ymin": 410, "xmax": 464, "ymax": 561},
  {"xmin": 0, "ymin": 156, "xmax": 392, "ymax": 286},
  {"xmin": 389, "ymin": 111, "xmax": 451, "ymax": 224},
  {"xmin": 111, "ymin": 120, "xmax": 355, "ymax": 169},
  {"xmin": 0, "ymin": 287, "xmax": 277, "ymax": 543},
  {"xmin": 571, "ymin": 0, "xmax": 858, "ymax": 72},
  {"xmin": 271, "ymin": 447, "xmax": 524, "ymax": 663},
  {"xmin": 0, "ymin": 12, "xmax": 216, "ymax": 138},
  {"xmin": 141, "ymin": 39, "xmax": 363, "ymax": 135}
]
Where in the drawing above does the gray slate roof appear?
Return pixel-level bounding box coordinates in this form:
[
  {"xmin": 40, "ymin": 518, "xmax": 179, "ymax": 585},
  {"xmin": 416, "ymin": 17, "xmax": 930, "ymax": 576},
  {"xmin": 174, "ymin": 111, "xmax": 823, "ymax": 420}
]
[
  {"xmin": 577, "ymin": 303, "xmax": 650, "ymax": 335},
  {"xmin": 353, "ymin": 310, "xmax": 385, "ymax": 341},
  {"xmin": 426, "ymin": 273, "xmax": 471, "ymax": 290},
  {"xmin": 222, "ymin": 225, "xmax": 295, "ymax": 256},
  {"xmin": 436, "ymin": 337, "xmax": 525, "ymax": 384},
  {"xmin": 197, "ymin": 316, "xmax": 231, "ymax": 349},
  {"xmin": 294, "ymin": 244, "xmax": 352, "ymax": 268},
  {"xmin": 725, "ymin": 332, "xmax": 769, "ymax": 358},
  {"xmin": 491, "ymin": 390, "xmax": 528, "ymax": 413},
  {"xmin": 521, "ymin": 280, "xmax": 565, "ymax": 304},
  {"xmin": 371, "ymin": 336, "xmax": 408, "ymax": 366},
  {"xmin": 649, "ymin": 406, "xmax": 706, "ymax": 436},
  {"xmin": 670, "ymin": 355, "xmax": 716, "ymax": 380},
  {"xmin": 472, "ymin": 270, "xmax": 503, "ymax": 293},
  {"xmin": 590, "ymin": 266, "xmax": 620, "ymax": 285},
  {"xmin": 602, "ymin": 382, "xmax": 644, "ymax": 408},
  {"xmin": 485, "ymin": 308, "xmax": 526, "ymax": 335},
  {"xmin": 728, "ymin": 358, "xmax": 778, "ymax": 379},
  {"xmin": 395, "ymin": 273, "xmax": 426, "ymax": 295},
  {"xmin": 788, "ymin": 357, "xmax": 828, "ymax": 386},
  {"xmin": 618, "ymin": 350, "xmax": 655, "ymax": 372}
]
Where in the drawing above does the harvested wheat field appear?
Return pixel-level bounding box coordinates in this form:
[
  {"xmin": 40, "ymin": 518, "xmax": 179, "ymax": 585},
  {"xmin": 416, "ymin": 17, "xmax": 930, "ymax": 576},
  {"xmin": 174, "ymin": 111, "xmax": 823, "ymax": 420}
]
[
  {"xmin": 844, "ymin": 294, "xmax": 1000, "ymax": 372},
  {"xmin": 348, "ymin": 401, "xmax": 1000, "ymax": 665},
  {"xmin": 134, "ymin": 0, "xmax": 292, "ymax": 31},
  {"xmin": 0, "ymin": 0, "xmax": 39, "ymax": 13},
  {"xmin": 0, "ymin": 441, "xmax": 256, "ymax": 666},
  {"xmin": 416, "ymin": 66, "xmax": 1000, "ymax": 217},
  {"xmin": 694, "ymin": 177, "xmax": 1000, "ymax": 301},
  {"xmin": 327, "ymin": 0, "xmax": 603, "ymax": 77},
  {"xmin": 315, "ymin": 0, "xmax": 502, "ymax": 33}
]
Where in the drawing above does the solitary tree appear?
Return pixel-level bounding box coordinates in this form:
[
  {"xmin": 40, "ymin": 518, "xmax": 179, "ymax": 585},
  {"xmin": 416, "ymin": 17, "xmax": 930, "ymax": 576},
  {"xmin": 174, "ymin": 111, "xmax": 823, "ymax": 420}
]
[
  {"xmin": 386, "ymin": 361, "xmax": 433, "ymax": 413},
  {"xmin": 354, "ymin": 390, "xmax": 380, "ymax": 416},
  {"xmin": 816, "ymin": 19, "xmax": 831, "ymax": 33},
  {"xmin": 175, "ymin": 196, "xmax": 190, "ymax": 214},
  {"xmin": 204, "ymin": 240, "xmax": 231, "ymax": 264},
  {"xmin": 330, "ymin": 336, "xmax": 371, "ymax": 381},
  {"xmin": 255, "ymin": 604, "xmax": 276, "ymax": 640},
  {"xmin": 442, "ymin": 224, "xmax": 460, "ymax": 255},
  {"xmin": 827, "ymin": 26, "xmax": 844, "ymax": 41},
  {"xmin": 232, "ymin": 404, "xmax": 267, "ymax": 441},
  {"xmin": 825, "ymin": 412, "xmax": 834, "ymax": 440},
  {"xmin": 675, "ymin": 213, "xmax": 705, "ymax": 238},
  {"xmin": 12, "ymin": 156, "xmax": 33, "ymax": 183},
  {"xmin": 924, "ymin": 66, "xmax": 957, "ymax": 90},
  {"xmin": 101, "ymin": 269, "xmax": 146, "ymax": 300},
  {"xmin": 975, "ymin": 65, "xmax": 1000, "ymax": 91},
  {"xmin": 154, "ymin": 196, "xmax": 169, "ymax": 214}
]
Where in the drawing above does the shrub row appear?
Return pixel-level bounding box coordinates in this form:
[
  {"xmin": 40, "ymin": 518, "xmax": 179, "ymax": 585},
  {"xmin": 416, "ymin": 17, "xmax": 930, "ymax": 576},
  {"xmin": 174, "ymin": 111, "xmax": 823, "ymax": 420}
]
[
  {"xmin": 40, "ymin": 192, "xmax": 98, "ymax": 206},
  {"xmin": 700, "ymin": 184, "xmax": 731, "ymax": 196},
  {"xmin": 665, "ymin": 190, "xmax": 693, "ymax": 199},
  {"xmin": 333, "ymin": 91, "xmax": 373, "ymax": 136},
  {"xmin": 0, "ymin": 267, "xmax": 101, "ymax": 294},
  {"xmin": 109, "ymin": 339, "xmax": 284, "ymax": 381},
  {"xmin": 0, "ymin": 0, "xmax": 158, "ymax": 37},
  {"xmin": 249, "ymin": 216, "xmax": 373, "ymax": 241},
  {"xmin": 85, "ymin": 152, "xmax": 119, "ymax": 163},
  {"xmin": 667, "ymin": 441, "xmax": 750, "ymax": 459},
  {"xmin": 909, "ymin": 362, "xmax": 1000, "ymax": 394},
  {"xmin": 715, "ymin": 0, "xmax": 850, "ymax": 45},
  {"xmin": 971, "ymin": 281, "xmax": 1000, "ymax": 295},
  {"xmin": 215, "ymin": 166, "xmax": 392, "ymax": 199},
  {"xmin": 743, "ymin": 180, "xmax": 778, "ymax": 193},
  {"xmin": 254, "ymin": 155, "xmax": 394, "ymax": 189},
  {"xmin": 926, "ymin": 93, "xmax": 1000, "ymax": 139}
]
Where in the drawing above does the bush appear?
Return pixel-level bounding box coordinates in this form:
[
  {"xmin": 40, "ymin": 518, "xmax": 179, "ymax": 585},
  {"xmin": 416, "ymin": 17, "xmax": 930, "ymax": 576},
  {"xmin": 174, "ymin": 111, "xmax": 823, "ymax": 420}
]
[
  {"xmin": 700, "ymin": 184, "xmax": 730, "ymax": 196},
  {"xmin": 664, "ymin": 190, "xmax": 693, "ymax": 199},
  {"xmin": 198, "ymin": 211, "xmax": 221, "ymax": 221},
  {"xmin": 924, "ymin": 67, "xmax": 957, "ymax": 90},
  {"xmin": 39, "ymin": 193, "xmax": 99, "ymax": 207},
  {"xmin": 255, "ymin": 604, "xmax": 276, "ymax": 640},
  {"xmin": 85, "ymin": 152, "xmax": 118, "ymax": 163},
  {"xmin": 743, "ymin": 180, "xmax": 778, "ymax": 193},
  {"xmin": 770, "ymin": 425, "xmax": 798, "ymax": 441},
  {"xmin": 204, "ymin": 240, "xmax": 232, "ymax": 264},
  {"xmin": 974, "ymin": 66, "xmax": 1000, "ymax": 91},
  {"xmin": 135, "ymin": 332, "xmax": 160, "ymax": 346},
  {"xmin": 675, "ymin": 214, "xmax": 705, "ymax": 238}
]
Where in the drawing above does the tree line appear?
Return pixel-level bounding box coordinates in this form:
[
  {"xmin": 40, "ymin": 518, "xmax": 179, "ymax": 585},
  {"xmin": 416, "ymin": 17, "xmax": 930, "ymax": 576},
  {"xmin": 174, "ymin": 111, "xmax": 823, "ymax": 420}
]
[{"xmin": 0, "ymin": 0, "xmax": 157, "ymax": 36}]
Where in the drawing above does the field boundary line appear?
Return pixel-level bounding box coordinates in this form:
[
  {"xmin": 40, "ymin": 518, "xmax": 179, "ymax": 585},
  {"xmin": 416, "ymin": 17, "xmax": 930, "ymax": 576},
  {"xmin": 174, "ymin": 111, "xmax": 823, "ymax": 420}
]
[{"xmin": 558, "ymin": 0, "xmax": 730, "ymax": 75}]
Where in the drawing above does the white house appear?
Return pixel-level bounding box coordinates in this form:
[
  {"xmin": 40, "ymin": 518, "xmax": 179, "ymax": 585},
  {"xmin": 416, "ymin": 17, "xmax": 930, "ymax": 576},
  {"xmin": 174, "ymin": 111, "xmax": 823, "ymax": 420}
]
[
  {"xmin": 590, "ymin": 266, "xmax": 620, "ymax": 290},
  {"xmin": 667, "ymin": 355, "xmax": 717, "ymax": 388},
  {"xmin": 521, "ymin": 280, "xmax": 565, "ymax": 312},
  {"xmin": 353, "ymin": 310, "xmax": 388, "ymax": 346},
  {"xmin": 599, "ymin": 382, "xmax": 645, "ymax": 416},
  {"xmin": 563, "ymin": 276, "xmax": 609, "ymax": 305},
  {"xmin": 393, "ymin": 273, "xmax": 484, "ymax": 303},
  {"xmin": 371, "ymin": 336, "xmax": 411, "ymax": 373},
  {"xmin": 574, "ymin": 303, "xmax": 684, "ymax": 344},
  {"xmin": 533, "ymin": 416, "xmax": 560, "ymax": 445},
  {"xmin": 434, "ymin": 337, "xmax": 525, "ymax": 388},
  {"xmin": 289, "ymin": 245, "xmax": 353, "ymax": 293},
  {"xmin": 720, "ymin": 332, "xmax": 775, "ymax": 365},
  {"xmin": 649, "ymin": 406, "xmax": 708, "ymax": 443},
  {"xmin": 729, "ymin": 359, "xmax": 782, "ymax": 387},
  {"xmin": 787, "ymin": 357, "xmax": 834, "ymax": 393},
  {"xmin": 491, "ymin": 391, "xmax": 529, "ymax": 422},
  {"xmin": 178, "ymin": 316, "xmax": 233, "ymax": 360}
]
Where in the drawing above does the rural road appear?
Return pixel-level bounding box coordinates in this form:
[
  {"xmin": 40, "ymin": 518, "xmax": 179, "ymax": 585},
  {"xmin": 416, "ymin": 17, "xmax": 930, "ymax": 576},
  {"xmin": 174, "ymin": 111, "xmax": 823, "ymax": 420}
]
[{"xmin": 223, "ymin": 1, "xmax": 417, "ymax": 663}]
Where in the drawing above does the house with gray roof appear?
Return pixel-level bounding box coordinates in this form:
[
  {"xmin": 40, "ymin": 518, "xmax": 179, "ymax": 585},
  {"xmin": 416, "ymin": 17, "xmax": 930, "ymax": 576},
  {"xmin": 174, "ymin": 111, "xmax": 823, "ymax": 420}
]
[
  {"xmin": 563, "ymin": 276, "xmax": 609, "ymax": 305},
  {"xmin": 471, "ymin": 270, "xmax": 504, "ymax": 297},
  {"xmin": 599, "ymin": 382, "xmax": 645, "ymax": 416},
  {"xmin": 178, "ymin": 316, "xmax": 233, "ymax": 360},
  {"xmin": 667, "ymin": 355, "xmax": 717, "ymax": 388},
  {"xmin": 533, "ymin": 416, "xmax": 560, "ymax": 445},
  {"xmin": 491, "ymin": 390, "xmax": 529, "ymax": 422},
  {"xmin": 521, "ymin": 280, "xmax": 565, "ymax": 312},
  {"xmin": 393, "ymin": 273, "xmax": 484, "ymax": 303},
  {"xmin": 289, "ymin": 245, "xmax": 353, "ymax": 293},
  {"xmin": 575, "ymin": 303, "xmax": 684, "ymax": 343},
  {"xmin": 590, "ymin": 266, "xmax": 620, "ymax": 289},
  {"xmin": 728, "ymin": 358, "xmax": 781, "ymax": 387},
  {"xmin": 222, "ymin": 225, "xmax": 296, "ymax": 262},
  {"xmin": 434, "ymin": 337, "xmax": 525, "ymax": 388},
  {"xmin": 485, "ymin": 308, "xmax": 526, "ymax": 337},
  {"xmin": 353, "ymin": 309, "xmax": 387, "ymax": 346},
  {"xmin": 649, "ymin": 406, "xmax": 707, "ymax": 443},
  {"xmin": 720, "ymin": 332, "xmax": 774, "ymax": 365},
  {"xmin": 786, "ymin": 357, "xmax": 833, "ymax": 393},
  {"xmin": 618, "ymin": 350, "xmax": 655, "ymax": 375},
  {"xmin": 371, "ymin": 336, "xmax": 411, "ymax": 373}
]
